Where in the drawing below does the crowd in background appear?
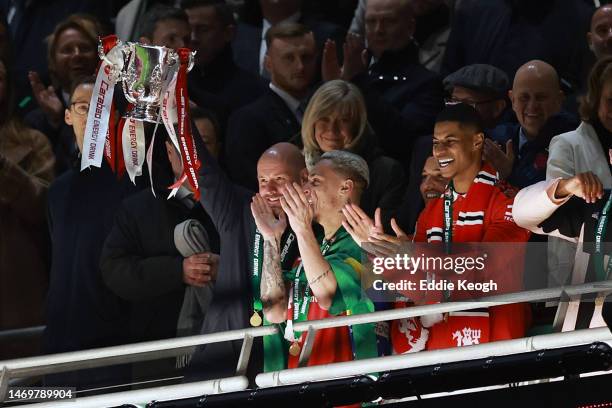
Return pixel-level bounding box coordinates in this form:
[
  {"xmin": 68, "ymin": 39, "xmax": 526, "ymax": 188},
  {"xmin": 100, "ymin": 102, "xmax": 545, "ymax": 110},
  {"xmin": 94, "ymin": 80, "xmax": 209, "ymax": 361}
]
[{"xmin": 1, "ymin": 0, "xmax": 611, "ymax": 392}]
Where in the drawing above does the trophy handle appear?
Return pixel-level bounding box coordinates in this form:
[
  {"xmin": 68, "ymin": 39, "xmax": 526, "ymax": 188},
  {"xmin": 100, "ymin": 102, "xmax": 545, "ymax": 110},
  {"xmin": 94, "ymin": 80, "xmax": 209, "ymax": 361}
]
[{"xmin": 187, "ymin": 51, "xmax": 196, "ymax": 72}]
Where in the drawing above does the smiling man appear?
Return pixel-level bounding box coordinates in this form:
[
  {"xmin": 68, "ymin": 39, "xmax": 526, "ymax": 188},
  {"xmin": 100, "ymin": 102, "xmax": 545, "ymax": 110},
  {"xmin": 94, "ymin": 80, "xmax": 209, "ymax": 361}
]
[
  {"xmin": 420, "ymin": 156, "xmax": 448, "ymax": 202},
  {"xmin": 486, "ymin": 60, "xmax": 578, "ymax": 188},
  {"xmin": 252, "ymin": 150, "xmax": 377, "ymax": 372},
  {"xmin": 225, "ymin": 22, "xmax": 318, "ymax": 191},
  {"xmin": 186, "ymin": 142, "xmax": 307, "ymax": 382},
  {"xmin": 407, "ymin": 103, "xmax": 531, "ymax": 350}
]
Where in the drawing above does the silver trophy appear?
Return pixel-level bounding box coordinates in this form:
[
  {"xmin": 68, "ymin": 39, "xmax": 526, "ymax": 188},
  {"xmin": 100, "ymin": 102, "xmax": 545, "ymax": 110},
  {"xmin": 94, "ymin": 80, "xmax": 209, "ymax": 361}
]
[{"xmin": 99, "ymin": 40, "xmax": 195, "ymax": 122}]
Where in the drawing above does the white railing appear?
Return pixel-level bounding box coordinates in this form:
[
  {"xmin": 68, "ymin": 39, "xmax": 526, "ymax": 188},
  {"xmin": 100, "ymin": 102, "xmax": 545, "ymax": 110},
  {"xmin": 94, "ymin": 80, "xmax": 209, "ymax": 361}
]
[{"xmin": 1, "ymin": 281, "xmax": 611, "ymax": 406}]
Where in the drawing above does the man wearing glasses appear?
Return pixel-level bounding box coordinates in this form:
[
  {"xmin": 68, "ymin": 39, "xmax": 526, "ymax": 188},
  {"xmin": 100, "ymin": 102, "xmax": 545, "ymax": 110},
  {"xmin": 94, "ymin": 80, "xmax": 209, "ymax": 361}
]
[
  {"xmin": 45, "ymin": 75, "xmax": 139, "ymax": 389},
  {"xmin": 443, "ymin": 63, "xmax": 509, "ymax": 130}
]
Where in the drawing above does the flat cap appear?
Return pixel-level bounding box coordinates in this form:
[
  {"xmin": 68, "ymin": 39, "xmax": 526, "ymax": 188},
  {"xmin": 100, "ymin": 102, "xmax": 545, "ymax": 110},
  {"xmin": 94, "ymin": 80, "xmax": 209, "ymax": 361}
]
[{"xmin": 443, "ymin": 64, "xmax": 509, "ymax": 98}]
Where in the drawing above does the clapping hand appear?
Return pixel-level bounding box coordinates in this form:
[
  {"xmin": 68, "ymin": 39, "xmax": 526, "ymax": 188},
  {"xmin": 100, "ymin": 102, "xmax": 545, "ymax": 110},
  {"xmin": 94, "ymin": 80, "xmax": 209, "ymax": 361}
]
[
  {"xmin": 483, "ymin": 139, "xmax": 514, "ymax": 180},
  {"xmin": 321, "ymin": 33, "xmax": 368, "ymax": 82},
  {"xmin": 280, "ymin": 182, "xmax": 314, "ymax": 236},
  {"xmin": 28, "ymin": 71, "xmax": 65, "ymax": 129},
  {"xmin": 342, "ymin": 204, "xmax": 382, "ymax": 246},
  {"xmin": 251, "ymin": 193, "xmax": 287, "ymax": 242}
]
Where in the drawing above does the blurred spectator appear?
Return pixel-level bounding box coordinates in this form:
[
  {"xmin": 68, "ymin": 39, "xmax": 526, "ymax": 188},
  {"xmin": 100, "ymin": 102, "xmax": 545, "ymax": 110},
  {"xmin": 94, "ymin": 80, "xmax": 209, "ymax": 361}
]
[
  {"xmin": 24, "ymin": 14, "xmax": 101, "ymax": 175},
  {"xmin": 100, "ymin": 131, "xmax": 220, "ymax": 381},
  {"xmin": 588, "ymin": 4, "xmax": 612, "ymax": 60},
  {"xmin": 138, "ymin": 4, "xmax": 190, "ymax": 50},
  {"xmin": 233, "ymin": 0, "xmax": 344, "ymax": 79},
  {"xmin": 444, "ymin": 63, "xmax": 510, "ymax": 129},
  {"xmin": 0, "ymin": 0, "xmax": 111, "ymax": 114},
  {"xmin": 488, "ymin": 60, "xmax": 577, "ymax": 188},
  {"xmin": 44, "ymin": 76, "xmax": 138, "ymax": 388},
  {"xmin": 115, "ymin": 0, "xmax": 180, "ymax": 41},
  {"xmin": 395, "ymin": 147, "xmax": 451, "ymax": 233},
  {"xmin": 350, "ymin": 0, "xmax": 452, "ymax": 73},
  {"xmin": 419, "ymin": 156, "xmax": 448, "ymax": 203},
  {"xmin": 224, "ymin": 22, "xmax": 316, "ymax": 190},
  {"xmin": 182, "ymin": 0, "xmax": 265, "ymax": 115},
  {"xmin": 442, "ymin": 0, "xmax": 593, "ymax": 106},
  {"xmin": 322, "ymin": 0, "xmax": 444, "ymax": 163},
  {"xmin": 299, "ymin": 80, "xmax": 406, "ymax": 229},
  {"xmin": 192, "ymin": 106, "xmax": 222, "ymax": 159},
  {"xmin": 0, "ymin": 57, "xmax": 54, "ymax": 359}
]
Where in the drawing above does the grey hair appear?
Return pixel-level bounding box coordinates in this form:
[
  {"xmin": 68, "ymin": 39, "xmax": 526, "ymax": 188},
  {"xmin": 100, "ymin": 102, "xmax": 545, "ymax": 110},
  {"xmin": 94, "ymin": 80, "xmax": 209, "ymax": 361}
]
[{"xmin": 318, "ymin": 150, "xmax": 370, "ymax": 189}]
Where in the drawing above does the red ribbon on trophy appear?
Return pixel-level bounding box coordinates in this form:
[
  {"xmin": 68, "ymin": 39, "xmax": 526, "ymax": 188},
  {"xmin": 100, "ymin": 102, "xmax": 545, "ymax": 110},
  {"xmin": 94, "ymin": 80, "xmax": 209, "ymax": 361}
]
[
  {"xmin": 174, "ymin": 48, "xmax": 201, "ymax": 200},
  {"xmin": 98, "ymin": 35, "xmax": 120, "ymax": 174},
  {"xmin": 83, "ymin": 36, "xmax": 200, "ymax": 198}
]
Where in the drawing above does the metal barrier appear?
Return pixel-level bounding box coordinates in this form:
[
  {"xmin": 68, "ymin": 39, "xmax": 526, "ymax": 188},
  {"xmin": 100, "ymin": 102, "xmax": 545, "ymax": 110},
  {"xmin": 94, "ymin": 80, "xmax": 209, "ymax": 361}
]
[
  {"xmin": 1, "ymin": 281, "xmax": 611, "ymax": 405},
  {"xmin": 16, "ymin": 377, "xmax": 249, "ymax": 408},
  {"xmin": 0, "ymin": 326, "xmax": 45, "ymax": 342}
]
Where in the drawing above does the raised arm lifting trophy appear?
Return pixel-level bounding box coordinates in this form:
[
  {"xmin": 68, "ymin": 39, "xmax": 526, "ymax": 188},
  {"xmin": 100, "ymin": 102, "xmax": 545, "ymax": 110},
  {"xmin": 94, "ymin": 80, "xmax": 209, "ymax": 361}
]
[{"xmin": 80, "ymin": 35, "xmax": 201, "ymax": 199}]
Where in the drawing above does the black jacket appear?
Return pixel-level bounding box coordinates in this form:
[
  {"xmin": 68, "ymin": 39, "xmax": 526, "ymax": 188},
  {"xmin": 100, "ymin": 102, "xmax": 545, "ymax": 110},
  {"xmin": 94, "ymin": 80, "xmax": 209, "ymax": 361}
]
[
  {"xmin": 186, "ymin": 136, "xmax": 262, "ymax": 381},
  {"xmin": 224, "ymin": 88, "xmax": 302, "ymax": 190},
  {"xmin": 538, "ymin": 192, "xmax": 612, "ymax": 329},
  {"xmin": 188, "ymin": 45, "xmax": 266, "ymax": 116},
  {"xmin": 45, "ymin": 162, "xmax": 138, "ymax": 355},
  {"xmin": 99, "ymin": 179, "xmax": 220, "ymax": 344},
  {"xmin": 352, "ymin": 43, "xmax": 444, "ymax": 162},
  {"xmin": 25, "ymin": 106, "xmax": 76, "ymax": 175}
]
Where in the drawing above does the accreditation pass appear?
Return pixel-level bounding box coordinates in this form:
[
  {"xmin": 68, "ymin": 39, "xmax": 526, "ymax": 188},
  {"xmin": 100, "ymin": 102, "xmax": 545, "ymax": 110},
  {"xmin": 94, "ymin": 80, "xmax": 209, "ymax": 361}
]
[{"xmin": 7, "ymin": 387, "xmax": 76, "ymax": 402}]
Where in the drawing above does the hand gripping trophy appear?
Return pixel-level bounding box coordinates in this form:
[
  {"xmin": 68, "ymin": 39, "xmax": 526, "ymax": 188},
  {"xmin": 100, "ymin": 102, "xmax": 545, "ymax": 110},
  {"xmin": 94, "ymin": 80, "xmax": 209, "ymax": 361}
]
[{"xmin": 80, "ymin": 35, "xmax": 201, "ymax": 199}]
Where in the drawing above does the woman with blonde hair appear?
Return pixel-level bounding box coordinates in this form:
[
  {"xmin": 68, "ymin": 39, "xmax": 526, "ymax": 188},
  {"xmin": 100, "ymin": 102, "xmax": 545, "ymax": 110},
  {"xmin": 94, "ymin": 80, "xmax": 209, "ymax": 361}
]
[{"xmin": 300, "ymin": 79, "xmax": 406, "ymax": 226}]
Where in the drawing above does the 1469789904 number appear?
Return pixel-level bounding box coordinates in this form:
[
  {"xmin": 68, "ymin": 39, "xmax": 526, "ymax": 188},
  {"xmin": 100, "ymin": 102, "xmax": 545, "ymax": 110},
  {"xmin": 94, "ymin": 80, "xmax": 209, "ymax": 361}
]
[{"xmin": 7, "ymin": 387, "xmax": 75, "ymax": 402}]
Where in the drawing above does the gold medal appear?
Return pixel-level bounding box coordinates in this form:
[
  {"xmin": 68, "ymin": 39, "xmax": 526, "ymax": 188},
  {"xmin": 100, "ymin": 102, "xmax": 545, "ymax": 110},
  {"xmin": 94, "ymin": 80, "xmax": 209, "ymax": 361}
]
[
  {"xmin": 289, "ymin": 341, "xmax": 301, "ymax": 357},
  {"xmin": 250, "ymin": 311, "xmax": 263, "ymax": 327}
]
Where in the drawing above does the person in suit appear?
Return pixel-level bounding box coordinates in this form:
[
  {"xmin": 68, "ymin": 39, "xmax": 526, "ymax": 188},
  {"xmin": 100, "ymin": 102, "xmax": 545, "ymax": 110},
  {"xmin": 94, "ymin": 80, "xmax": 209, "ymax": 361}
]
[
  {"xmin": 322, "ymin": 0, "xmax": 444, "ymax": 164},
  {"xmin": 488, "ymin": 60, "xmax": 573, "ymax": 188},
  {"xmin": 181, "ymin": 0, "xmax": 265, "ymax": 116},
  {"xmin": 232, "ymin": 0, "xmax": 344, "ymax": 79},
  {"xmin": 137, "ymin": 4, "xmax": 191, "ymax": 50},
  {"xmin": 224, "ymin": 22, "xmax": 317, "ymax": 191}
]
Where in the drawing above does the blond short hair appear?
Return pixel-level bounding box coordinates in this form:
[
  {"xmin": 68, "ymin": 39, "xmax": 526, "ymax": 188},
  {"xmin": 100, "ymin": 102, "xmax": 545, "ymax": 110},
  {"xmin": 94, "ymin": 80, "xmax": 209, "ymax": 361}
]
[{"xmin": 301, "ymin": 80, "xmax": 368, "ymax": 168}]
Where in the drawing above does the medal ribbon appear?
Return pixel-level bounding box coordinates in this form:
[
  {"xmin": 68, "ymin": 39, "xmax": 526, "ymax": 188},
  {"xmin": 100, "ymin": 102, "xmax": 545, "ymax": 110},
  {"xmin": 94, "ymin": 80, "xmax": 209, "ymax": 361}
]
[
  {"xmin": 284, "ymin": 238, "xmax": 334, "ymax": 342},
  {"xmin": 252, "ymin": 230, "xmax": 297, "ymax": 317},
  {"xmin": 594, "ymin": 191, "xmax": 612, "ymax": 281},
  {"xmin": 175, "ymin": 48, "xmax": 201, "ymax": 200}
]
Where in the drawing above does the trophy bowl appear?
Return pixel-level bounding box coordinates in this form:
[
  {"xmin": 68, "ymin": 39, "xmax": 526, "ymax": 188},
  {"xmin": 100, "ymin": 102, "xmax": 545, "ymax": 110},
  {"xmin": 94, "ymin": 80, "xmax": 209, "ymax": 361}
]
[{"xmin": 100, "ymin": 41, "xmax": 194, "ymax": 123}]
